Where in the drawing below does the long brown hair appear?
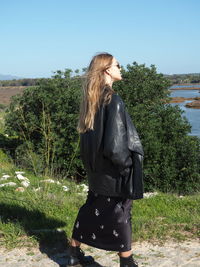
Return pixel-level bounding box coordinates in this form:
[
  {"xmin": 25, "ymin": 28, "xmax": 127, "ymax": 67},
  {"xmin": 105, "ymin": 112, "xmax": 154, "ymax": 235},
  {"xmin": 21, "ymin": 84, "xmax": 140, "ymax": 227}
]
[{"xmin": 77, "ymin": 53, "xmax": 114, "ymax": 133}]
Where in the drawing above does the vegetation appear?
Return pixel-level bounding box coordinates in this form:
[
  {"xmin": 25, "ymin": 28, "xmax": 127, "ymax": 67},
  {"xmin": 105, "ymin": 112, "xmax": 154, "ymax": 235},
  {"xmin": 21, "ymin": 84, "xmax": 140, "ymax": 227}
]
[
  {"xmin": 0, "ymin": 63, "xmax": 200, "ymax": 248},
  {"xmin": 114, "ymin": 63, "xmax": 200, "ymax": 194},
  {"xmin": 4, "ymin": 70, "xmax": 83, "ymax": 178},
  {"xmin": 3, "ymin": 63, "xmax": 200, "ymax": 194},
  {"xmin": 0, "ymin": 152, "xmax": 199, "ymax": 248},
  {"xmin": 0, "ymin": 104, "xmax": 7, "ymax": 110},
  {"xmin": 165, "ymin": 73, "xmax": 200, "ymax": 84},
  {"xmin": 1, "ymin": 72, "xmax": 200, "ymax": 88},
  {"xmin": 0, "ymin": 150, "xmax": 84, "ymax": 248},
  {"xmin": 0, "ymin": 78, "xmax": 40, "ymax": 87}
]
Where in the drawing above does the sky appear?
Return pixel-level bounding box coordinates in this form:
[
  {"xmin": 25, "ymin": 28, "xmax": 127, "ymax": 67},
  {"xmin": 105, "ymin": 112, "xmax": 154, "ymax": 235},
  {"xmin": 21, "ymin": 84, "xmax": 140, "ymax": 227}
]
[{"xmin": 1, "ymin": 0, "xmax": 200, "ymax": 78}]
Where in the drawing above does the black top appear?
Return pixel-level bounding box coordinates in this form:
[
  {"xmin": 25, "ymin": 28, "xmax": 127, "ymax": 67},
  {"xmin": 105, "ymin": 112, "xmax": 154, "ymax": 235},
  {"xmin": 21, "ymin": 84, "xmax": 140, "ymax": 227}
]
[{"xmin": 80, "ymin": 93, "xmax": 144, "ymax": 199}]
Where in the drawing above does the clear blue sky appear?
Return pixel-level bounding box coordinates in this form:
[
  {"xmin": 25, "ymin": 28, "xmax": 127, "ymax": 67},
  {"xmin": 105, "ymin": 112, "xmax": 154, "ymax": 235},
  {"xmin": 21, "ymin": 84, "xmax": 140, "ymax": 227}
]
[{"xmin": 1, "ymin": 0, "xmax": 200, "ymax": 78}]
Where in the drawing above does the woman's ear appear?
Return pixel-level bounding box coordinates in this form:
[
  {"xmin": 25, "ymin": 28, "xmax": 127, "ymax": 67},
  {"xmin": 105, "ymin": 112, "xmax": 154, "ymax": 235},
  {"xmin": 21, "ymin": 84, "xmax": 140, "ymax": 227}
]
[{"xmin": 104, "ymin": 68, "xmax": 111, "ymax": 76}]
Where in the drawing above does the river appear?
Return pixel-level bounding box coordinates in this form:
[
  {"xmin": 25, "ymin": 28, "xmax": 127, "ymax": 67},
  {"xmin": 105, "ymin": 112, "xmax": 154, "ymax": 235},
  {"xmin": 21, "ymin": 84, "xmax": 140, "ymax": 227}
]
[{"xmin": 170, "ymin": 89, "xmax": 200, "ymax": 137}]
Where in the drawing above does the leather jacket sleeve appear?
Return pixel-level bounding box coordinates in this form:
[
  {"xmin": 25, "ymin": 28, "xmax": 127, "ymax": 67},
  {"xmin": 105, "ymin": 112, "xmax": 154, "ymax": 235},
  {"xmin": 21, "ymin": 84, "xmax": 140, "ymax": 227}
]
[{"xmin": 103, "ymin": 94, "xmax": 132, "ymax": 172}]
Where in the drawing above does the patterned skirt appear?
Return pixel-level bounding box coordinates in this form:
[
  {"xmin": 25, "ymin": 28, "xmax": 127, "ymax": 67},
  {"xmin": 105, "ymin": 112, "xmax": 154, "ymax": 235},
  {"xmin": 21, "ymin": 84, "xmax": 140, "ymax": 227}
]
[{"xmin": 72, "ymin": 190, "xmax": 133, "ymax": 252}]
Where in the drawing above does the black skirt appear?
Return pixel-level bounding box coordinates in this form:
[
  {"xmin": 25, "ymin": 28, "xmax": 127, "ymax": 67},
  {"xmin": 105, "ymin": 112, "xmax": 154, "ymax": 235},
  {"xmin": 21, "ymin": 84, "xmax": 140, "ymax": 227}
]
[{"xmin": 72, "ymin": 191, "xmax": 132, "ymax": 252}]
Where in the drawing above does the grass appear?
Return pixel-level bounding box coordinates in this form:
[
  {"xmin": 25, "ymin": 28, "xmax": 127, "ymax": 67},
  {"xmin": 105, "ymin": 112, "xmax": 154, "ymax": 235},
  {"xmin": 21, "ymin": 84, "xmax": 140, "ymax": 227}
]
[
  {"xmin": 0, "ymin": 110, "xmax": 6, "ymax": 134},
  {"xmin": 0, "ymin": 159, "xmax": 85, "ymax": 248},
  {"xmin": 1, "ymin": 93, "xmax": 199, "ymax": 253},
  {"xmin": 132, "ymin": 193, "xmax": 200, "ymax": 242},
  {"xmin": 0, "ymin": 149, "xmax": 200, "ymax": 249}
]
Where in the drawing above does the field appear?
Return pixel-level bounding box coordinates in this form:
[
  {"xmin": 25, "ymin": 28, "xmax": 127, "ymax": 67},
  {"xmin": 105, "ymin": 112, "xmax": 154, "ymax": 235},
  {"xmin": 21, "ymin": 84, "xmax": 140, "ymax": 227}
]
[
  {"xmin": 0, "ymin": 148, "xmax": 200, "ymax": 249},
  {"xmin": 0, "ymin": 86, "xmax": 26, "ymax": 106}
]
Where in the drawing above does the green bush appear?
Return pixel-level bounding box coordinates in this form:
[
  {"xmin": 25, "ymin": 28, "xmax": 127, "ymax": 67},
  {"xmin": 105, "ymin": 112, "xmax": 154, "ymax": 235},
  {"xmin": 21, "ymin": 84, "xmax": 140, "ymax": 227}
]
[
  {"xmin": 0, "ymin": 103, "xmax": 6, "ymax": 110},
  {"xmin": 114, "ymin": 62, "xmax": 200, "ymax": 194},
  {"xmin": 5, "ymin": 70, "xmax": 83, "ymax": 177},
  {"xmin": 4, "ymin": 63, "xmax": 200, "ymax": 194}
]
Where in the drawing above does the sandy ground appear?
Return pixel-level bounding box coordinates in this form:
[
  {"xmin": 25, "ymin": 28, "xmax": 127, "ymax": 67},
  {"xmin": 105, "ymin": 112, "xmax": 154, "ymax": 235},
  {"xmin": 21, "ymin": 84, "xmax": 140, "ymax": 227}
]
[{"xmin": 0, "ymin": 239, "xmax": 199, "ymax": 267}]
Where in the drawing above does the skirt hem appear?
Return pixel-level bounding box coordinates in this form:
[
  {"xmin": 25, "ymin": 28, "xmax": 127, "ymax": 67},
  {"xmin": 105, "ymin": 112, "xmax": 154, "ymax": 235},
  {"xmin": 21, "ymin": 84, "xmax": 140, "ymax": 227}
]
[{"xmin": 72, "ymin": 235, "xmax": 132, "ymax": 252}]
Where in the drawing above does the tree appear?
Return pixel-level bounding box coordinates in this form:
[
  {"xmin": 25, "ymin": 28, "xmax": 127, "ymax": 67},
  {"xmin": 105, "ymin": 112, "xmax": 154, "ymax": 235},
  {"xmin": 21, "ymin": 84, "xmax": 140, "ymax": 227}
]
[{"xmin": 114, "ymin": 62, "xmax": 200, "ymax": 193}]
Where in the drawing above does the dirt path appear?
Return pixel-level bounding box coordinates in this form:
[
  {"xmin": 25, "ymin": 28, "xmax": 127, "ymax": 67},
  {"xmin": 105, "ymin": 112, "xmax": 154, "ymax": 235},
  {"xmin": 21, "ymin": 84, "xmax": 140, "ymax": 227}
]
[{"xmin": 0, "ymin": 239, "xmax": 199, "ymax": 266}]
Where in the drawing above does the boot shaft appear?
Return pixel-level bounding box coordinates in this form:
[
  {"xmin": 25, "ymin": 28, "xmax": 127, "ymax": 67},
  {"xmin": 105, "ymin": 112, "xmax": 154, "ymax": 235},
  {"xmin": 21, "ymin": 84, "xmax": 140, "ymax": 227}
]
[{"xmin": 120, "ymin": 254, "xmax": 139, "ymax": 267}]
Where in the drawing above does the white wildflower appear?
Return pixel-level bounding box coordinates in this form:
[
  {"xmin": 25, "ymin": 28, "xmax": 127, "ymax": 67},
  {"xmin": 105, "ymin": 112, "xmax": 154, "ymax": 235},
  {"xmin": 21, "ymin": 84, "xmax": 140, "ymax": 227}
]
[
  {"xmin": 16, "ymin": 174, "xmax": 29, "ymax": 182},
  {"xmin": 21, "ymin": 180, "xmax": 30, "ymax": 188},
  {"xmin": 15, "ymin": 171, "xmax": 25, "ymax": 174},
  {"xmin": 40, "ymin": 179, "xmax": 56, "ymax": 184},
  {"xmin": 2, "ymin": 174, "xmax": 10, "ymax": 178},
  {"xmin": 62, "ymin": 185, "xmax": 69, "ymax": 192},
  {"xmin": 143, "ymin": 192, "xmax": 158, "ymax": 198},
  {"xmin": 0, "ymin": 175, "xmax": 10, "ymax": 181},
  {"xmin": 0, "ymin": 182, "xmax": 17, "ymax": 187},
  {"xmin": 33, "ymin": 187, "xmax": 41, "ymax": 192},
  {"xmin": 78, "ymin": 184, "xmax": 89, "ymax": 192}
]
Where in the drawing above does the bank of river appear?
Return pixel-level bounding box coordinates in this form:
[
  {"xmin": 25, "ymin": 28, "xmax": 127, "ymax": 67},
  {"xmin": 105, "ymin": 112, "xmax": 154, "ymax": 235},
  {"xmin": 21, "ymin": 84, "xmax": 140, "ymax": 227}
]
[
  {"xmin": 170, "ymin": 84, "xmax": 200, "ymax": 90},
  {"xmin": 170, "ymin": 89, "xmax": 200, "ymax": 137}
]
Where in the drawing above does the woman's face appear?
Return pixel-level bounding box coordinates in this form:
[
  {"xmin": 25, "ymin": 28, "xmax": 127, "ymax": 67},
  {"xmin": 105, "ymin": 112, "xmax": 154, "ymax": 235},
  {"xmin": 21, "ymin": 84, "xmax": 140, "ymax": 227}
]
[{"xmin": 107, "ymin": 57, "xmax": 122, "ymax": 81}]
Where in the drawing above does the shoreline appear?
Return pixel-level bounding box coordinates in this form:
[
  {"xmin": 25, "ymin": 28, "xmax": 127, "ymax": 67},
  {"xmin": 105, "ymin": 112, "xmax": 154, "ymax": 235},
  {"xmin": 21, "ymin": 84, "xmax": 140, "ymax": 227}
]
[
  {"xmin": 170, "ymin": 83, "xmax": 200, "ymax": 90},
  {"xmin": 170, "ymin": 87, "xmax": 200, "ymax": 90},
  {"xmin": 170, "ymin": 86, "xmax": 200, "ymax": 108},
  {"xmin": 170, "ymin": 96, "xmax": 200, "ymax": 103},
  {"xmin": 170, "ymin": 97, "xmax": 200, "ymax": 109}
]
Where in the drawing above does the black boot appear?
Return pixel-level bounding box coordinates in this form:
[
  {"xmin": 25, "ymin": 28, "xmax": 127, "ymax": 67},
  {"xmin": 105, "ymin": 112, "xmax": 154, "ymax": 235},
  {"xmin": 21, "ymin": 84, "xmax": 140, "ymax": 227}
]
[
  {"xmin": 120, "ymin": 254, "xmax": 139, "ymax": 267},
  {"xmin": 67, "ymin": 246, "xmax": 95, "ymax": 266}
]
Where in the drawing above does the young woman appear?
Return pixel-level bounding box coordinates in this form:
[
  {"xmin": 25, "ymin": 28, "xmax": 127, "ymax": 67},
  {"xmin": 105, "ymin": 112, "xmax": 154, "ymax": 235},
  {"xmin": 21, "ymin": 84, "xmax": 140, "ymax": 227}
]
[{"xmin": 68, "ymin": 53, "xmax": 144, "ymax": 267}]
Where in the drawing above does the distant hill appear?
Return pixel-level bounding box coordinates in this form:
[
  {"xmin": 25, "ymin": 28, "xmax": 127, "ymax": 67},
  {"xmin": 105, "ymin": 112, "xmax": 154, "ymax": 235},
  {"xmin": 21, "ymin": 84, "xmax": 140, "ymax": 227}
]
[
  {"xmin": 0, "ymin": 74, "xmax": 22, "ymax": 80},
  {"xmin": 164, "ymin": 73, "xmax": 200, "ymax": 84}
]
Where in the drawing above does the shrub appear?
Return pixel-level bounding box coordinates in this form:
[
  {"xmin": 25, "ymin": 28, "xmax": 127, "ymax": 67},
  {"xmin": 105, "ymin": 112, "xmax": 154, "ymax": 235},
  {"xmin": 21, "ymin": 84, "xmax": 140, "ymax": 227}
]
[
  {"xmin": 114, "ymin": 62, "xmax": 200, "ymax": 194},
  {"xmin": 5, "ymin": 70, "xmax": 83, "ymax": 177},
  {"xmin": 4, "ymin": 63, "xmax": 200, "ymax": 193}
]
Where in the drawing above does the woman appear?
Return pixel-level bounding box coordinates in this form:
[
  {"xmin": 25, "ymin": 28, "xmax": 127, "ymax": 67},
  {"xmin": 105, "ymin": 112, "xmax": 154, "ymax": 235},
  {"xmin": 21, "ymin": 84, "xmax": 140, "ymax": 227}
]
[{"xmin": 68, "ymin": 53, "xmax": 144, "ymax": 267}]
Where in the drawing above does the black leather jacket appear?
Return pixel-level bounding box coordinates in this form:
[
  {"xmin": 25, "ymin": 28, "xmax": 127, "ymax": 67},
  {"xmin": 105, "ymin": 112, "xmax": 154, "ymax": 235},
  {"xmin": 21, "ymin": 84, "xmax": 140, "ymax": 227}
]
[{"xmin": 80, "ymin": 93, "xmax": 144, "ymax": 199}]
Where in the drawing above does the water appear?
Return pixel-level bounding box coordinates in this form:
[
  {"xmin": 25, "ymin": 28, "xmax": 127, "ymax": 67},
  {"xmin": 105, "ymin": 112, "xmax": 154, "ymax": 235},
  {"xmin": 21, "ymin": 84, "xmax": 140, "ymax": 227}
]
[
  {"xmin": 170, "ymin": 89, "xmax": 200, "ymax": 98},
  {"xmin": 170, "ymin": 84, "xmax": 200, "ymax": 89},
  {"xmin": 170, "ymin": 90, "xmax": 200, "ymax": 137}
]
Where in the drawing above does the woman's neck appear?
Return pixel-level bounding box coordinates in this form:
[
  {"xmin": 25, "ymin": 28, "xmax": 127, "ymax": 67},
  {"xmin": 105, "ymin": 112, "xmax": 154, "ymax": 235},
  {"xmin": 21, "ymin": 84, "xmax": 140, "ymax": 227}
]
[{"xmin": 104, "ymin": 75, "xmax": 113, "ymax": 87}]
